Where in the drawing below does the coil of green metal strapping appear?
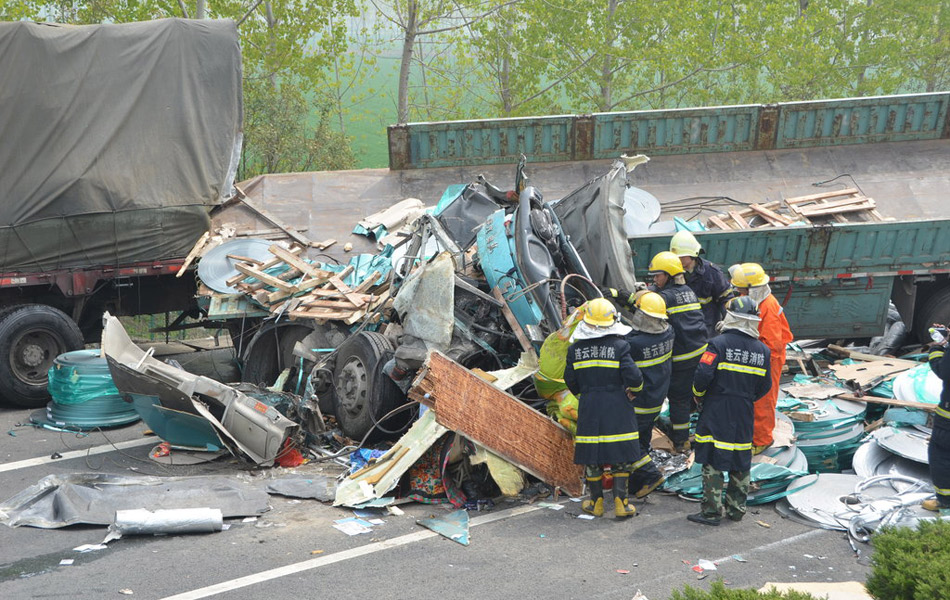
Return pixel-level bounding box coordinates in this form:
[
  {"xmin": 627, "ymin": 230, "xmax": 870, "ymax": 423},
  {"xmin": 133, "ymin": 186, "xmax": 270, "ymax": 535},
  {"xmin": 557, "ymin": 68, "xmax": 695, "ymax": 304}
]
[
  {"xmin": 787, "ymin": 398, "xmax": 866, "ymax": 473},
  {"xmin": 41, "ymin": 349, "xmax": 139, "ymax": 429}
]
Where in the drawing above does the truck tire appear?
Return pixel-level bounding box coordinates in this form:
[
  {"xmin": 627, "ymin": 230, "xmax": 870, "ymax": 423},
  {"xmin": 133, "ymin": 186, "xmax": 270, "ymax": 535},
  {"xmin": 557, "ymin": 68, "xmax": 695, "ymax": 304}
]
[
  {"xmin": 332, "ymin": 332, "xmax": 407, "ymax": 442},
  {"xmin": 915, "ymin": 285, "xmax": 950, "ymax": 342},
  {"xmin": 0, "ymin": 304, "xmax": 84, "ymax": 408},
  {"xmin": 242, "ymin": 320, "xmax": 347, "ymax": 409}
]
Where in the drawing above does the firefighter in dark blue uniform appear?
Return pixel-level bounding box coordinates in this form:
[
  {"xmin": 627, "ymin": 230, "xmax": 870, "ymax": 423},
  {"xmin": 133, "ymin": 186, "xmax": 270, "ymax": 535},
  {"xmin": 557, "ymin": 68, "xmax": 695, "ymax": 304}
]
[
  {"xmin": 670, "ymin": 231, "xmax": 735, "ymax": 339},
  {"xmin": 923, "ymin": 325, "xmax": 950, "ymax": 514},
  {"xmin": 647, "ymin": 251, "xmax": 708, "ymax": 454},
  {"xmin": 687, "ymin": 296, "xmax": 772, "ymax": 526},
  {"xmin": 625, "ymin": 291, "xmax": 673, "ymax": 499},
  {"xmin": 564, "ymin": 298, "xmax": 643, "ymax": 519}
]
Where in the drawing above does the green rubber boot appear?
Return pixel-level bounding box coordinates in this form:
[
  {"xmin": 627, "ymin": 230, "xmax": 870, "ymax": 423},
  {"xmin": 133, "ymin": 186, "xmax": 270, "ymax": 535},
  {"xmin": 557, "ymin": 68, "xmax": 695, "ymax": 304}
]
[
  {"xmin": 582, "ymin": 476, "xmax": 604, "ymax": 517},
  {"xmin": 612, "ymin": 473, "xmax": 637, "ymax": 519}
]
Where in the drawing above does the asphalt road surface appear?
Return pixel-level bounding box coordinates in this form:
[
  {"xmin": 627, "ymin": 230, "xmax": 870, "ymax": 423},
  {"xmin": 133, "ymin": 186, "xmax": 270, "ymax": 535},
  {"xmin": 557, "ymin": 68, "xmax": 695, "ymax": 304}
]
[{"xmin": 0, "ymin": 346, "xmax": 873, "ymax": 600}]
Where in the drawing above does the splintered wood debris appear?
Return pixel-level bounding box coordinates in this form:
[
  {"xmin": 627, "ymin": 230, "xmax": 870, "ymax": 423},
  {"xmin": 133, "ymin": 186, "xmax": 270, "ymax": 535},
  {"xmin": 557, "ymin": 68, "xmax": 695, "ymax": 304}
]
[
  {"xmin": 705, "ymin": 188, "xmax": 889, "ymax": 230},
  {"xmin": 220, "ymin": 242, "xmax": 390, "ymax": 325},
  {"xmin": 408, "ymin": 351, "xmax": 583, "ymax": 497}
]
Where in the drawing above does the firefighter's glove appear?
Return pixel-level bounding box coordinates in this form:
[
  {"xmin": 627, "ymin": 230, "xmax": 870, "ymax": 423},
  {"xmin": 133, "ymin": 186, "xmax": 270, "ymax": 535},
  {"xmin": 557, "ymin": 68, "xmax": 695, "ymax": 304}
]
[{"xmin": 600, "ymin": 286, "xmax": 634, "ymax": 305}]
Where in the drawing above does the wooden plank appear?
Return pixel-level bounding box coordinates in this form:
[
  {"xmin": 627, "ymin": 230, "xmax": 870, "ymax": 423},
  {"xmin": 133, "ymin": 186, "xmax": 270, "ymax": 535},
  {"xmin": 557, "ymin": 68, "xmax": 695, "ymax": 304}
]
[
  {"xmin": 798, "ymin": 200, "xmax": 876, "ymax": 217},
  {"xmin": 491, "ymin": 287, "xmax": 534, "ymax": 354},
  {"xmin": 310, "ymin": 239, "xmax": 336, "ymax": 250},
  {"xmin": 728, "ymin": 210, "xmax": 750, "ymax": 229},
  {"xmin": 234, "ymin": 263, "xmax": 296, "ymax": 291},
  {"xmin": 784, "ymin": 188, "xmax": 861, "ymax": 204},
  {"xmin": 736, "ymin": 200, "xmax": 780, "ymax": 217},
  {"xmin": 835, "ymin": 393, "xmax": 936, "ymax": 413},
  {"xmin": 225, "ymin": 244, "xmax": 304, "ymax": 287},
  {"xmin": 288, "ymin": 308, "xmax": 356, "ymax": 320},
  {"xmin": 267, "ymin": 244, "xmax": 334, "ymax": 279},
  {"xmin": 177, "ymin": 231, "xmax": 211, "ymax": 278},
  {"xmin": 300, "ymin": 297, "xmax": 364, "ymax": 309},
  {"xmin": 707, "ymin": 215, "xmax": 734, "ymax": 230},
  {"xmin": 245, "ymin": 267, "xmax": 302, "ymax": 293},
  {"xmin": 226, "ymin": 254, "xmax": 263, "ymax": 265},
  {"xmin": 826, "ymin": 345, "xmax": 919, "ymax": 367},
  {"xmin": 352, "ymin": 271, "xmax": 382, "ymax": 294},
  {"xmin": 407, "ymin": 352, "xmax": 583, "ymax": 496},
  {"xmin": 328, "ymin": 276, "xmax": 366, "ymax": 308},
  {"xmin": 750, "ymin": 203, "xmax": 795, "ymax": 226}
]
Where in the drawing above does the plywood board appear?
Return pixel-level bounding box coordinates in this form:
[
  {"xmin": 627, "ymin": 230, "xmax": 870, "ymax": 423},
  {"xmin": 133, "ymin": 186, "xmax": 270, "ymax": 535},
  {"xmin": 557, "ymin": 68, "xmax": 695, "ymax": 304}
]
[{"xmin": 408, "ymin": 352, "xmax": 583, "ymax": 496}]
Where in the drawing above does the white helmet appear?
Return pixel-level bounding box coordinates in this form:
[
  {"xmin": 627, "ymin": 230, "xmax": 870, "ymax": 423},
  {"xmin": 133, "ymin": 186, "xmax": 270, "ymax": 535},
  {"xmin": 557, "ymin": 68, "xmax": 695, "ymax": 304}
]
[{"xmin": 670, "ymin": 231, "xmax": 703, "ymax": 257}]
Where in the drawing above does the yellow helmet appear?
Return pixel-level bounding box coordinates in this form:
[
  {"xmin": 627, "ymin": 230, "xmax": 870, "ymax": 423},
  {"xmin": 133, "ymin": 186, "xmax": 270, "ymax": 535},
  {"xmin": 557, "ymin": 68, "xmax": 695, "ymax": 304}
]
[
  {"xmin": 584, "ymin": 298, "xmax": 618, "ymax": 328},
  {"xmin": 731, "ymin": 262, "xmax": 769, "ymax": 288},
  {"xmin": 648, "ymin": 251, "xmax": 685, "ymax": 276},
  {"xmin": 670, "ymin": 231, "xmax": 702, "ymax": 257},
  {"xmin": 636, "ymin": 292, "xmax": 668, "ymax": 320}
]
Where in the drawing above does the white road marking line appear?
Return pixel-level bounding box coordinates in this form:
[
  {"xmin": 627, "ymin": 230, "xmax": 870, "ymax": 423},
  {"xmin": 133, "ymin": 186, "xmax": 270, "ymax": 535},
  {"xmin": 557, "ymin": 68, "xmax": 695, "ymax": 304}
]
[
  {"xmin": 160, "ymin": 503, "xmax": 547, "ymax": 600},
  {"xmin": 0, "ymin": 437, "xmax": 155, "ymax": 473},
  {"xmin": 587, "ymin": 526, "xmax": 832, "ymax": 599},
  {"xmin": 711, "ymin": 527, "xmax": 827, "ymax": 566}
]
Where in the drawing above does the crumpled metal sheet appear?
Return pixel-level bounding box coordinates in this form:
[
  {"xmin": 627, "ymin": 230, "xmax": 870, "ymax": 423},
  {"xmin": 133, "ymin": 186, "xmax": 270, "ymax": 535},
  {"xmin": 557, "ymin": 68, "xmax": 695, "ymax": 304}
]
[
  {"xmin": 0, "ymin": 473, "xmax": 271, "ymax": 529},
  {"xmin": 784, "ymin": 472, "xmax": 934, "ymax": 537},
  {"xmin": 874, "ymin": 426, "xmax": 930, "ymax": 464},
  {"xmin": 265, "ymin": 475, "xmax": 336, "ymax": 502},
  {"xmin": 392, "ymin": 251, "xmax": 455, "ymax": 351}
]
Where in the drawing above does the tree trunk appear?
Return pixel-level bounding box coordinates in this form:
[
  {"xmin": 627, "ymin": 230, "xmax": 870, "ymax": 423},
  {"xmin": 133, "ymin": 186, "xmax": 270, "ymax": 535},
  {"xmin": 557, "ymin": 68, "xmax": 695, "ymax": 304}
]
[
  {"xmin": 196, "ymin": 0, "xmax": 206, "ymax": 19},
  {"xmin": 599, "ymin": 0, "xmax": 620, "ymax": 111},
  {"xmin": 501, "ymin": 54, "xmax": 512, "ymax": 115},
  {"xmin": 397, "ymin": 2, "xmax": 419, "ymax": 124}
]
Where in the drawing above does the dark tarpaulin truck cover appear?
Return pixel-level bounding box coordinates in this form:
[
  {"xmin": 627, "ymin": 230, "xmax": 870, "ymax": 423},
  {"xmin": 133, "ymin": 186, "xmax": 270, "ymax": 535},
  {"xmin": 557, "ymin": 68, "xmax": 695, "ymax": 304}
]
[{"xmin": 0, "ymin": 18, "xmax": 243, "ymax": 272}]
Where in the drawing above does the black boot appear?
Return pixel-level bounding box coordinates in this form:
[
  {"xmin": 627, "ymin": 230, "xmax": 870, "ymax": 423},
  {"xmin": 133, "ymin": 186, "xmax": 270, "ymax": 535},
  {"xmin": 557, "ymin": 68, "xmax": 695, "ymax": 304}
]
[{"xmin": 611, "ymin": 473, "xmax": 636, "ymax": 519}]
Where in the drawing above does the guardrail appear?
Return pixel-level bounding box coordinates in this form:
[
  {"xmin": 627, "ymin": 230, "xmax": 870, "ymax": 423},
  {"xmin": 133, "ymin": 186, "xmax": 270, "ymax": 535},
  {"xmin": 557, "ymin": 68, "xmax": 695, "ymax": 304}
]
[{"xmin": 388, "ymin": 92, "xmax": 950, "ymax": 170}]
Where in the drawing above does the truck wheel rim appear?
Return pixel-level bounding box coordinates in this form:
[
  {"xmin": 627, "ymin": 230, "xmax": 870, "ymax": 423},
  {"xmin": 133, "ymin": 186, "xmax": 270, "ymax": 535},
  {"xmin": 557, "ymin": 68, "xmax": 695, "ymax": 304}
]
[
  {"xmin": 337, "ymin": 357, "xmax": 369, "ymax": 416},
  {"xmin": 11, "ymin": 328, "xmax": 64, "ymax": 386}
]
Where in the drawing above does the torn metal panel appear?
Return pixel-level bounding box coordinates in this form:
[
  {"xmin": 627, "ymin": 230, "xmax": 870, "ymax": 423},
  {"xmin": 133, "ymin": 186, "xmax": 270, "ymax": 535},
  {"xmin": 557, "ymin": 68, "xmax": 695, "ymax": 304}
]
[
  {"xmin": 357, "ymin": 198, "xmax": 426, "ymax": 233},
  {"xmin": 873, "ymin": 426, "xmax": 929, "ymax": 464},
  {"xmin": 126, "ymin": 393, "xmax": 224, "ymax": 451},
  {"xmin": 101, "ymin": 313, "xmax": 298, "ymax": 465},
  {"xmin": 408, "ymin": 352, "xmax": 583, "ymax": 496},
  {"xmin": 550, "ymin": 159, "xmax": 640, "ymax": 292},
  {"xmin": 334, "ymin": 410, "xmax": 448, "ymax": 507},
  {"xmin": 0, "ymin": 474, "xmax": 270, "ymax": 529},
  {"xmin": 417, "ymin": 509, "xmax": 469, "ymax": 545}
]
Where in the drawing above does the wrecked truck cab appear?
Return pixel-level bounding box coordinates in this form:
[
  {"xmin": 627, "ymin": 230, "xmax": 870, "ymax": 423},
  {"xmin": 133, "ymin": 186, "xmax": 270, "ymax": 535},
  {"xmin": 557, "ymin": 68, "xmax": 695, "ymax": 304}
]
[
  {"xmin": 476, "ymin": 184, "xmax": 593, "ymax": 346},
  {"xmin": 319, "ymin": 161, "xmax": 602, "ymax": 442}
]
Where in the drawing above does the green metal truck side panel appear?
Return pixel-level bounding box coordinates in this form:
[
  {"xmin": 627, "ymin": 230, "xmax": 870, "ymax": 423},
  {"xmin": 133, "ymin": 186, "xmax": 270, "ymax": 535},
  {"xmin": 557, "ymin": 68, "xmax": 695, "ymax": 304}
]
[
  {"xmin": 630, "ymin": 220, "xmax": 950, "ymax": 278},
  {"xmin": 390, "ymin": 92, "xmax": 950, "ymax": 170},
  {"xmin": 591, "ymin": 105, "xmax": 760, "ymax": 158},
  {"xmin": 405, "ymin": 116, "xmax": 575, "ymax": 168},
  {"xmin": 776, "ymin": 94, "xmax": 950, "ymax": 148},
  {"xmin": 628, "ymin": 219, "xmax": 950, "ymax": 339},
  {"xmin": 778, "ymin": 279, "xmax": 894, "ymax": 339}
]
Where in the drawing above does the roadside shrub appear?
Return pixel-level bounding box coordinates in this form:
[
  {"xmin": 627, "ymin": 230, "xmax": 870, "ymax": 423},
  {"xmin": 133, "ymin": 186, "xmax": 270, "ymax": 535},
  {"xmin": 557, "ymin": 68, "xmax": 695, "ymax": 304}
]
[
  {"xmin": 866, "ymin": 519, "xmax": 950, "ymax": 600},
  {"xmin": 671, "ymin": 580, "xmax": 821, "ymax": 599}
]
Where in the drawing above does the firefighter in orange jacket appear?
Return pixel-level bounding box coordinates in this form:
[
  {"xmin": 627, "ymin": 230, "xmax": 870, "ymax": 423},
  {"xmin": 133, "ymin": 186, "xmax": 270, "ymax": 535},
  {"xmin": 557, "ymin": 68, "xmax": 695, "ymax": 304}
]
[{"xmin": 730, "ymin": 263, "xmax": 793, "ymax": 453}]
